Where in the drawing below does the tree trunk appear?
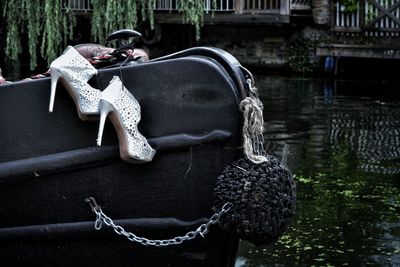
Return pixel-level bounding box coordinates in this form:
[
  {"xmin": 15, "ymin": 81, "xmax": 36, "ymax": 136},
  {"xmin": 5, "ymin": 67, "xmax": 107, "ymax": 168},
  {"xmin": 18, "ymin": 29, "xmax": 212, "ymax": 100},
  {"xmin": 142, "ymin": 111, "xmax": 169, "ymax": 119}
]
[{"xmin": 312, "ymin": 0, "xmax": 331, "ymax": 25}]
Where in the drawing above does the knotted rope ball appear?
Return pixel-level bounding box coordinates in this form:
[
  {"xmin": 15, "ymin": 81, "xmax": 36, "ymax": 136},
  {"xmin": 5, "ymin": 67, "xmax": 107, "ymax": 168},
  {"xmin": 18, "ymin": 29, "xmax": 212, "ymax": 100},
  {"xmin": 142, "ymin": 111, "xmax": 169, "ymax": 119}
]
[{"xmin": 213, "ymin": 155, "xmax": 296, "ymax": 246}]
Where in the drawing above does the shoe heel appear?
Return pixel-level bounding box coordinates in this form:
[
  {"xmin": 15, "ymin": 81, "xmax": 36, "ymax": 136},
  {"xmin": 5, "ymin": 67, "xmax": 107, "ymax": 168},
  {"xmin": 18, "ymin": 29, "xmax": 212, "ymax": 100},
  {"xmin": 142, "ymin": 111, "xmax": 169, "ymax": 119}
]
[
  {"xmin": 97, "ymin": 101, "xmax": 113, "ymax": 146},
  {"xmin": 49, "ymin": 70, "xmax": 62, "ymax": 112}
]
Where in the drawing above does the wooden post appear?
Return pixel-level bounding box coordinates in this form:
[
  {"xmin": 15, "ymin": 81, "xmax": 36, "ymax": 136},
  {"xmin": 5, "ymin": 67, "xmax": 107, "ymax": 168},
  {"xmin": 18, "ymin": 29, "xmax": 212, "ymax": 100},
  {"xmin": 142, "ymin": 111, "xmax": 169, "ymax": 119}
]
[
  {"xmin": 280, "ymin": 0, "xmax": 290, "ymax": 15},
  {"xmin": 359, "ymin": 0, "xmax": 365, "ymax": 29},
  {"xmin": 235, "ymin": 0, "xmax": 244, "ymax": 14},
  {"xmin": 331, "ymin": 0, "xmax": 335, "ymax": 30}
]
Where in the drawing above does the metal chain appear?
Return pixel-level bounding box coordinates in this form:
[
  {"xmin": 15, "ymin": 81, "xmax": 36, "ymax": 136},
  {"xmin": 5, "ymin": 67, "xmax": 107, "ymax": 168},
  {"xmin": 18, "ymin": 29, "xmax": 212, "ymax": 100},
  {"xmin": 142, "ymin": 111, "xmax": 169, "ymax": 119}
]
[{"xmin": 86, "ymin": 197, "xmax": 232, "ymax": 247}]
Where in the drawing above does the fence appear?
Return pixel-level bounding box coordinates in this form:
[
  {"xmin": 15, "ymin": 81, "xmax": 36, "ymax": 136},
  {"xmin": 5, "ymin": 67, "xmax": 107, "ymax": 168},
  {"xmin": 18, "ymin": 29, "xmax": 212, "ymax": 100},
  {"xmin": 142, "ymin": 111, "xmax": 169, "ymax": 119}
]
[
  {"xmin": 66, "ymin": 0, "xmax": 91, "ymax": 12},
  {"xmin": 334, "ymin": 0, "xmax": 400, "ymax": 37},
  {"xmin": 290, "ymin": 0, "xmax": 312, "ymax": 10},
  {"xmin": 242, "ymin": 0, "xmax": 281, "ymax": 12},
  {"xmin": 64, "ymin": 0, "xmax": 310, "ymax": 16},
  {"xmin": 153, "ymin": 0, "xmax": 234, "ymax": 11}
]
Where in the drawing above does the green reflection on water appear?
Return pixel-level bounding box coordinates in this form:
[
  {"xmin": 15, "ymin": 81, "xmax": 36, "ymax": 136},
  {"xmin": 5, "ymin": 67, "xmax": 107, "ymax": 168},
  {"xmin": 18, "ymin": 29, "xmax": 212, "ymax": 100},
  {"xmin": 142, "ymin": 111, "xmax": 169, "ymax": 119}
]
[{"xmin": 236, "ymin": 142, "xmax": 400, "ymax": 266}]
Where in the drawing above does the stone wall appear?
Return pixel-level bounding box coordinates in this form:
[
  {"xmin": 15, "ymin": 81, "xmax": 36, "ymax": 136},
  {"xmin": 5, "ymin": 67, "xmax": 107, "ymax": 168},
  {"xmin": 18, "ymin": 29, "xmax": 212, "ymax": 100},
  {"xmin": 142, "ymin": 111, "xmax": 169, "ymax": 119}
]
[
  {"xmin": 147, "ymin": 23, "xmax": 328, "ymax": 71},
  {"xmin": 199, "ymin": 25, "xmax": 291, "ymax": 67}
]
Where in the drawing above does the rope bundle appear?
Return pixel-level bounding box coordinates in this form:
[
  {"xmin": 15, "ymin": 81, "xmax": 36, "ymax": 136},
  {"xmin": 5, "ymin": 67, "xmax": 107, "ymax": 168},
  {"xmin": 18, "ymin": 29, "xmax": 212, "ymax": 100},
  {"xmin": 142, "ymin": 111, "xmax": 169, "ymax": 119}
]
[
  {"xmin": 213, "ymin": 77, "xmax": 296, "ymax": 246},
  {"xmin": 239, "ymin": 79, "xmax": 268, "ymax": 163},
  {"xmin": 214, "ymin": 156, "xmax": 296, "ymax": 246}
]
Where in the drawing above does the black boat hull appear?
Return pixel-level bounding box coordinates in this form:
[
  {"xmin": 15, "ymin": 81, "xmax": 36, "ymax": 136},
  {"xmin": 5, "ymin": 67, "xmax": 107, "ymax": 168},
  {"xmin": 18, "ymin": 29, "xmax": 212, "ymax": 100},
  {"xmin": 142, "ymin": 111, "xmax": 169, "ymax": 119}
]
[{"xmin": 0, "ymin": 48, "xmax": 249, "ymax": 266}]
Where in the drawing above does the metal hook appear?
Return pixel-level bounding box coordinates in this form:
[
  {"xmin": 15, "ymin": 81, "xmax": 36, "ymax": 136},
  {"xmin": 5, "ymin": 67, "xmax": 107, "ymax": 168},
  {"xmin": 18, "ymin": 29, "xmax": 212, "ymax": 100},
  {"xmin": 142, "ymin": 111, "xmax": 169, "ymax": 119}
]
[{"xmin": 85, "ymin": 197, "xmax": 100, "ymax": 213}]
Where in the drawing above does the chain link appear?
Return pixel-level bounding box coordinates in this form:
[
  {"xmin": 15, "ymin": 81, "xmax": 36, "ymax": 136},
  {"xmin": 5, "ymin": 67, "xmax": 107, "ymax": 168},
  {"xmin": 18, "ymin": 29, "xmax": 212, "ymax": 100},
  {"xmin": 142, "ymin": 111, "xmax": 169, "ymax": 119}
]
[{"xmin": 86, "ymin": 198, "xmax": 232, "ymax": 247}]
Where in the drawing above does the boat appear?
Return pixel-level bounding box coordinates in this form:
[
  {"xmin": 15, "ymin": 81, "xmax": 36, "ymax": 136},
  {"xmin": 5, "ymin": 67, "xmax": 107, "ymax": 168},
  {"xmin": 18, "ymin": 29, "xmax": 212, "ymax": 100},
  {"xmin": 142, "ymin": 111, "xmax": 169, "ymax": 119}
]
[{"xmin": 0, "ymin": 46, "xmax": 252, "ymax": 266}]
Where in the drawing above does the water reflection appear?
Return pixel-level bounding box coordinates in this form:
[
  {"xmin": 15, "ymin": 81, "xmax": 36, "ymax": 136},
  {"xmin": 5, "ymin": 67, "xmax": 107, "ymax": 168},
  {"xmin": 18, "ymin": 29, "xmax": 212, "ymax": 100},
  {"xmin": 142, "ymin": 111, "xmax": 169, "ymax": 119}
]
[{"xmin": 236, "ymin": 75, "xmax": 400, "ymax": 266}]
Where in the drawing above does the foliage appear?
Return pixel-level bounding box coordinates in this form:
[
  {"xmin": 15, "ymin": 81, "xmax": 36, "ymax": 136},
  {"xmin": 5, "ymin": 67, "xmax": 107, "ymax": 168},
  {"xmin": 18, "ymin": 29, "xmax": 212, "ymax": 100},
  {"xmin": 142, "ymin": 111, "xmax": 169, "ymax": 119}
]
[
  {"xmin": 178, "ymin": 0, "xmax": 205, "ymax": 41},
  {"xmin": 2, "ymin": 0, "xmax": 215, "ymax": 70},
  {"xmin": 140, "ymin": 0, "xmax": 155, "ymax": 30},
  {"xmin": 3, "ymin": 0, "xmax": 22, "ymax": 63},
  {"xmin": 90, "ymin": 0, "xmax": 156, "ymax": 45},
  {"xmin": 288, "ymin": 37, "xmax": 320, "ymax": 73},
  {"xmin": 41, "ymin": 0, "xmax": 76, "ymax": 64},
  {"xmin": 23, "ymin": 0, "xmax": 41, "ymax": 70},
  {"xmin": 339, "ymin": 0, "xmax": 358, "ymax": 12},
  {"xmin": 40, "ymin": 0, "xmax": 62, "ymax": 64},
  {"xmin": 91, "ymin": 0, "xmax": 138, "ymax": 44},
  {"xmin": 2, "ymin": 0, "xmax": 76, "ymax": 69}
]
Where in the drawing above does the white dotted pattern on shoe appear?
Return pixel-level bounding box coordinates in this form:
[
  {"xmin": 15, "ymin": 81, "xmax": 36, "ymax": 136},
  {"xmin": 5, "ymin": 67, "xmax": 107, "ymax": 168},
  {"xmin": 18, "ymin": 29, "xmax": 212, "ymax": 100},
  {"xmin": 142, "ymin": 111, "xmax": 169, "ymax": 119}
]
[
  {"xmin": 51, "ymin": 46, "xmax": 101, "ymax": 114},
  {"xmin": 102, "ymin": 77, "xmax": 155, "ymax": 162}
]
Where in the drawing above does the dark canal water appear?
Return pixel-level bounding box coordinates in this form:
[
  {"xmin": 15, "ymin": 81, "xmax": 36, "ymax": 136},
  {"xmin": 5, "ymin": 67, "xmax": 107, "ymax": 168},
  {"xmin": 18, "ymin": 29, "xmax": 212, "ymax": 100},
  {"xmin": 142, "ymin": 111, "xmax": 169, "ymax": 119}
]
[{"xmin": 235, "ymin": 75, "xmax": 400, "ymax": 266}]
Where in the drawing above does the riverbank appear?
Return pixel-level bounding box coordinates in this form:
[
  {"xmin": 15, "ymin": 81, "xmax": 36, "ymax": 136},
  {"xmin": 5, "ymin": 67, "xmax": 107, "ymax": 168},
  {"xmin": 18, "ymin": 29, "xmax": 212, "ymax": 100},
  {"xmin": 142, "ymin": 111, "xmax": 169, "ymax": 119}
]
[{"xmin": 147, "ymin": 24, "xmax": 400, "ymax": 80}]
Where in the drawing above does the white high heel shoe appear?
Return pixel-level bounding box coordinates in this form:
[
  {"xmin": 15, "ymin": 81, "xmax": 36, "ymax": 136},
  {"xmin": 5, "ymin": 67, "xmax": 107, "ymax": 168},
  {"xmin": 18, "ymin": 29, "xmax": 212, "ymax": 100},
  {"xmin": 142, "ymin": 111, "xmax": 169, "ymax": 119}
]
[
  {"xmin": 96, "ymin": 76, "xmax": 156, "ymax": 163},
  {"xmin": 49, "ymin": 46, "xmax": 101, "ymax": 120}
]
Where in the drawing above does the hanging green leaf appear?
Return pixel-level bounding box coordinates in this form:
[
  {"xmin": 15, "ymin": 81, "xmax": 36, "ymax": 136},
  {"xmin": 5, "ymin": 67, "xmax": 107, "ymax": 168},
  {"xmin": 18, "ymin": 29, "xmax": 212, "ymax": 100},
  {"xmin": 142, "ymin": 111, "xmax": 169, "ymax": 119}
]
[
  {"xmin": 125, "ymin": 0, "xmax": 138, "ymax": 30},
  {"xmin": 91, "ymin": 0, "xmax": 106, "ymax": 44},
  {"xmin": 63, "ymin": 5, "xmax": 77, "ymax": 49},
  {"xmin": 3, "ymin": 0, "xmax": 22, "ymax": 61},
  {"xmin": 25, "ymin": 0, "xmax": 41, "ymax": 70},
  {"xmin": 178, "ymin": 0, "xmax": 206, "ymax": 41},
  {"xmin": 41, "ymin": 0, "xmax": 62, "ymax": 63},
  {"xmin": 339, "ymin": 0, "xmax": 358, "ymax": 12},
  {"xmin": 3, "ymin": 0, "xmax": 213, "ymax": 70},
  {"xmin": 139, "ymin": 0, "xmax": 155, "ymax": 29}
]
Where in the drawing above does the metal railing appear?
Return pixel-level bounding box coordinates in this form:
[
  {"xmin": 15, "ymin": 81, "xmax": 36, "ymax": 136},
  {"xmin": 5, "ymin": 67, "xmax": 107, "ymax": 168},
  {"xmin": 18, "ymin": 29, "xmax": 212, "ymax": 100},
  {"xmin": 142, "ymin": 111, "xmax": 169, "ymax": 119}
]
[
  {"xmin": 290, "ymin": 0, "xmax": 311, "ymax": 10},
  {"xmin": 153, "ymin": 0, "xmax": 176, "ymax": 10},
  {"xmin": 65, "ymin": 0, "xmax": 91, "ymax": 12},
  {"xmin": 239, "ymin": 0, "xmax": 291, "ymax": 14},
  {"xmin": 243, "ymin": 0, "xmax": 281, "ymax": 12},
  {"xmin": 153, "ymin": 0, "xmax": 234, "ymax": 11},
  {"xmin": 334, "ymin": 1, "xmax": 361, "ymax": 29},
  {"xmin": 63, "ymin": 0, "xmax": 306, "ymax": 15},
  {"xmin": 239, "ymin": 0, "xmax": 312, "ymax": 14},
  {"xmin": 206, "ymin": 0, "xmax": 235, "ymax": 11},
  {"xmin": 334, "ymin": 0, "xmax": 400, "ymax": 36}
]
